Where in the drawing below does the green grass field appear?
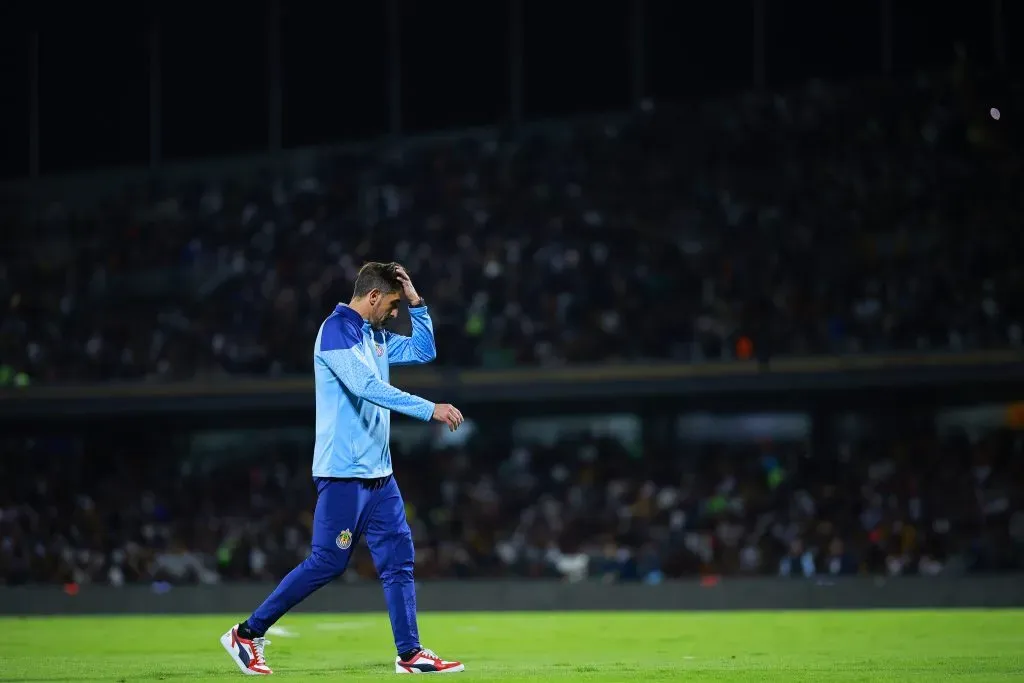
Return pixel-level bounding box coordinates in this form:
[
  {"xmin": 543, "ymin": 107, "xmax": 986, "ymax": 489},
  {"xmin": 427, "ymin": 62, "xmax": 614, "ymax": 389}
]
[{"xmin": 1, "ymin": 611, "xmax": 1022, "ymax": 681}]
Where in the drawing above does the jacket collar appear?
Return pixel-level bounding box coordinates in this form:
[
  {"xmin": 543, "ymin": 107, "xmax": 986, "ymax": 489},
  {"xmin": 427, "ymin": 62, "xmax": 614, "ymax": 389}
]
[{"xmin": 334, "ymin": 303, "xmax": 365, "ymax": 325}]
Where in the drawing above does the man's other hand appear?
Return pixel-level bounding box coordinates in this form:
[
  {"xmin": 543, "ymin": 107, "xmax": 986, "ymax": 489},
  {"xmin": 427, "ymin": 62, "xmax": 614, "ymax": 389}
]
[{"xmin": 432, "ymin": 403, "xmax": 464, "ymax": 431}]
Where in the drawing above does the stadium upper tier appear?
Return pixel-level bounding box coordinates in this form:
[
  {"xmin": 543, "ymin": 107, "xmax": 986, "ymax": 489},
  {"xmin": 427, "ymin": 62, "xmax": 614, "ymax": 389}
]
[{"xmin": 2, "ymin": 72, "xmax": 1021, "ymax": 383}]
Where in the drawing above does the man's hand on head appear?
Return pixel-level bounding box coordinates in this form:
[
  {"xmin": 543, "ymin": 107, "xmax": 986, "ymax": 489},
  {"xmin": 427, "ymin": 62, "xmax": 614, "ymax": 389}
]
[{"xmin": 394, "ymin": 265, "xmax": 422, "ymax": 307}]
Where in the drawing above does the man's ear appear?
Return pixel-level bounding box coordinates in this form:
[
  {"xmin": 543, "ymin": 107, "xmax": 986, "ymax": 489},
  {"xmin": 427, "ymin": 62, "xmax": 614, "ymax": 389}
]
[{"xmin": 368, "ymin": 289, "xmax": 380, "ymax": 305}]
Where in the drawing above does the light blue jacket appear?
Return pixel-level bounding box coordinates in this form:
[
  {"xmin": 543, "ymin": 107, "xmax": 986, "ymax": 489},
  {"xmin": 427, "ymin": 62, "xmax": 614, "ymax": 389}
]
[{"xmin": 312, "ymin": 303, "xmax": 436, "ymax": 479}]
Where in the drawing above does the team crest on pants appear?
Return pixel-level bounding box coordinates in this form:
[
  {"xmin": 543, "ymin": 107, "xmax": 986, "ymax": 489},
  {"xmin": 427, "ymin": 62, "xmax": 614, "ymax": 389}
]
[{"xmin": 336, "ymin": 529, "xmax": 352, "ymax": 549}]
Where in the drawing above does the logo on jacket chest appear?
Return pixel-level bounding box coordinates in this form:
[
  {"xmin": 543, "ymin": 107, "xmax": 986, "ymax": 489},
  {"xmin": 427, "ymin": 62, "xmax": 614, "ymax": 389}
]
[{"xmin": 367, "ymin": 333, "xmax": 385, "ymax": 358}]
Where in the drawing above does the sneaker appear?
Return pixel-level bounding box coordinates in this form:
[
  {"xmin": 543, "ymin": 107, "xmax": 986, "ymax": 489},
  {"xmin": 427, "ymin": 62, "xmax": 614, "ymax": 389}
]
[
  {"xmin": 395, "ymin": 648, "xmax": 465, "ymax": 674},
  {"xmin": 220, "ymin": 624, "xmax": 273, "ymax": 676}
]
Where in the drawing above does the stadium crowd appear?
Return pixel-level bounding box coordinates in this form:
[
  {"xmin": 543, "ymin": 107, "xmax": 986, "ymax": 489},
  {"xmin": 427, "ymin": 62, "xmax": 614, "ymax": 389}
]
[
  {"xmin": 1, "ymin": 422, "xmax": 1021, "ymax": 587},
  {"xmin": 3, "ymin": 69, "xmax": 1023, "ymax": 385}
]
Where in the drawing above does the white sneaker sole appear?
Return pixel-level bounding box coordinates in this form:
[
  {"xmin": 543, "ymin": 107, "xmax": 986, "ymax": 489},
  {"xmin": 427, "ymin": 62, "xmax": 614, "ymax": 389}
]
[
  {"xmin": 220, "ymin": 629, "xmax": 272, "ymax": 676},
  {"xmin": 395, "ymin": 662, "xmax": 465, "ymax": 674}
]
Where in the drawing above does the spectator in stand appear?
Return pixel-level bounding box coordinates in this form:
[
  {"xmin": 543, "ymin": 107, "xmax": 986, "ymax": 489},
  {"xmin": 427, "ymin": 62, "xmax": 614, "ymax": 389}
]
[{"xmin": 779, "ymin": 539, "xmax": 816, "ymax": 578}]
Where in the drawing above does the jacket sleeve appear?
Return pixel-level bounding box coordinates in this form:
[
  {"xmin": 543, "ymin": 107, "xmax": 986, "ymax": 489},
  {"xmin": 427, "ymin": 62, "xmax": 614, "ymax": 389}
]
[
  {"xmin": 386, "ymin": 305, "xmax": 437, "ymax": 366},
  {"xmin": 320, "ymin": 318, "xmax": 435, "ymax": 422}
]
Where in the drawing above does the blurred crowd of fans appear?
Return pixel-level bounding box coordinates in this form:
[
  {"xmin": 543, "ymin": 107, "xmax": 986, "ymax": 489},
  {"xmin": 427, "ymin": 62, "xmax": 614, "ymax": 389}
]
[
  {"xmin": 3, "ymin": 70, "xmax": 1022, "ymax": 385},
  {"xmin": 2, "ymin": 424, "xmax": 1021, "ymax": 586},
  {"xmin": 3, "ymin": 68, "xmax": 1021, "ymax": 588}
]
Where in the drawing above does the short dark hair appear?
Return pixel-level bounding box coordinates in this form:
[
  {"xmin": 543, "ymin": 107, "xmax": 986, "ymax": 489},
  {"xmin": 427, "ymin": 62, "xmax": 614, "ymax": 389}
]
[{"xmin": 353, "ymin": 261, "xmax": 401, "ymax": 298}]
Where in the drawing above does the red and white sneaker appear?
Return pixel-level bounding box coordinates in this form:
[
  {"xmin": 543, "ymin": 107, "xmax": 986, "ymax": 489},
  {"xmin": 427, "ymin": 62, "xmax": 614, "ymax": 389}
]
[
  {"xmin": 395, "ymin": 648, "xmax": 465, "ymax": 674},
  {"xmin": 220, "ymin": 624, "xmax": 273, "ymax": 676}
]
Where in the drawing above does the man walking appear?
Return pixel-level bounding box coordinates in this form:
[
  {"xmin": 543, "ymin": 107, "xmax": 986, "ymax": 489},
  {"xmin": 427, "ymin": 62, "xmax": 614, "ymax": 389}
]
[{"xmin": 221, "ymin": 262, "xmax": 465, "ymax": 675}]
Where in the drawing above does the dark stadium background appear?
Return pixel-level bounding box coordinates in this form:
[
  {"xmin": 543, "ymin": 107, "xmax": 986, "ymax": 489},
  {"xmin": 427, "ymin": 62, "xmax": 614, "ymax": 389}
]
[
  {"xmin": 1, "ymin": 0, "xmax": 1023, "ymax": 603},
  {"xmin": 1, "ymin": 0, "xmax": 1021, "ymax": 175}
]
